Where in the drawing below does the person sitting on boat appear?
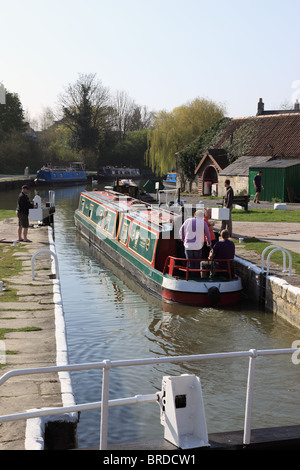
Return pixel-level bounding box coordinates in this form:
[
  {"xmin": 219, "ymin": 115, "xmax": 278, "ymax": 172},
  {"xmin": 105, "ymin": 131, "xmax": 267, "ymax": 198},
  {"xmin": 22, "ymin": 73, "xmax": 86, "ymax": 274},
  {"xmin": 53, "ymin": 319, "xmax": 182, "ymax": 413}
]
[
  {"xmin": 200, "ymin": 229, "xmax": 235, "ymax": 278},
  {"xmin": 179, "ymin": 209, "xmax": 211, "ymax": 269}
]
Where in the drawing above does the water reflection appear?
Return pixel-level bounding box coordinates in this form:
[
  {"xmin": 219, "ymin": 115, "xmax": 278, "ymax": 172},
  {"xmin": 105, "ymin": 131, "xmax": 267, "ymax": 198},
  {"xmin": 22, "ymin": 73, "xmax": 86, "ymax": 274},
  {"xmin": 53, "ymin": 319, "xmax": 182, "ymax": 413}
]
[{"xmin": 1, "ymin": 185, "xmax": 300, "ymax": 447}]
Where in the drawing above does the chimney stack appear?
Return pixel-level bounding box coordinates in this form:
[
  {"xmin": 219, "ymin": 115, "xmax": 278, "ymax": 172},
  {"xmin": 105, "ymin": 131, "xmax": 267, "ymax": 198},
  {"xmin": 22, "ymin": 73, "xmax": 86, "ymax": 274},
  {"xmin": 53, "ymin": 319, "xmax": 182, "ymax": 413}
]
[
  {"xmin": 257, "ymin": 98, "xmax": 264, "ymax": 115},
  {"xmin": 295, "ymin": 99, "xmax": 300, "ymax": 110}
]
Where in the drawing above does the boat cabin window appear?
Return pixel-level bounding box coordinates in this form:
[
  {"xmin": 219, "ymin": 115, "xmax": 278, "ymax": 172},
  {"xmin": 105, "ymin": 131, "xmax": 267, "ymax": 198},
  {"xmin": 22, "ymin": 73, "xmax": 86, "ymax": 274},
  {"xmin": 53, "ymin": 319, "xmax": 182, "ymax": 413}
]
[
  {"xmin": 80, "ymin": 198, "xmax": 85, "ymax": 212},
  {"xmin": 96, "ymin": 206, "xmax": 105, "ymax": 224},
  {"xmin": 102, "ymin": 209, "xmax": 116, "ymax": 236},
  {"xmin": 103, "ymin": 212, "xmax": 111, "ymax": 232},
  {"xmin": 119, "ymin": 217, "xmax": 130, "ymax": 245},
  {"xmin": 88, "ymin": 204, "xmax": 94, "ymax": 219}
]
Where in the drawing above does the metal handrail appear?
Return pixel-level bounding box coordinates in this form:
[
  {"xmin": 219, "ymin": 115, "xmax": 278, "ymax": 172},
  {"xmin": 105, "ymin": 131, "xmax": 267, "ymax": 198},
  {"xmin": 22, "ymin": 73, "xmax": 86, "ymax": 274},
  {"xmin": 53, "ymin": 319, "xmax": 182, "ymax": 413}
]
[
  {"xmin": 0, "ymin": 348, "xmax": 298, "ymax": 450},
  {"xmin": 163, "ymin": 255, "xmax": 234, "ymax": 280},
  {"xmin": 31, "ymin": 249, "xmax": 60, "ymax": 280},
  {"xmin": 261, "ymin": 245, "xmax": 292, "ymax": 276}
]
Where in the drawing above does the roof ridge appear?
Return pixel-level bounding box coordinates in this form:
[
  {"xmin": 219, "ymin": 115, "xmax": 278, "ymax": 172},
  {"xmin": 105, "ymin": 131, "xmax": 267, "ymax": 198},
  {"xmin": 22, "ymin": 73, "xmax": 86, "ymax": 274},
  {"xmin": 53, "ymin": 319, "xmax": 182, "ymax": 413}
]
[{"xmin": 232, "ymin": 113, "xmax": 300, "ymax": 120}]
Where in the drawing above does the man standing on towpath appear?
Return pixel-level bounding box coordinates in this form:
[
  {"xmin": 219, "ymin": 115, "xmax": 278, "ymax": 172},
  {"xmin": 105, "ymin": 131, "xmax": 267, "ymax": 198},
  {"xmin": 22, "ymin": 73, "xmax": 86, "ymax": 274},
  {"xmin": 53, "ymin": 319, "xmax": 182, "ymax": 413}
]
[
  {"xmin": 17, "ymin": 184, "xmax": 34, "ymax": 242},
  {"xmin": 221, "ymin": 179, "xmax": 234, "ymax": 237}
]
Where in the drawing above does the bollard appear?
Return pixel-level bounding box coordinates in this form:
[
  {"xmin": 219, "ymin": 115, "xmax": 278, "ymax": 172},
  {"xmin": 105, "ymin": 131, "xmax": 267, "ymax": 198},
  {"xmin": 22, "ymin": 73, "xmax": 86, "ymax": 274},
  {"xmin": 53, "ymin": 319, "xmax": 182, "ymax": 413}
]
[{"xmin": 158, "ymin": 374, "xmax": 209, "ymax": 449}]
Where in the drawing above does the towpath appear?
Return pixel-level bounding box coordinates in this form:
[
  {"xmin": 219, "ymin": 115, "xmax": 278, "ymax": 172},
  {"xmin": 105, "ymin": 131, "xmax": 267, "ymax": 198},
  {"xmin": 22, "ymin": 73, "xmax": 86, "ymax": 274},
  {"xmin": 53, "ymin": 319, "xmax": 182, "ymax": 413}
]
[{"xmin": 0, "ymin": 217, "xmax": 63, "ymax": 450}]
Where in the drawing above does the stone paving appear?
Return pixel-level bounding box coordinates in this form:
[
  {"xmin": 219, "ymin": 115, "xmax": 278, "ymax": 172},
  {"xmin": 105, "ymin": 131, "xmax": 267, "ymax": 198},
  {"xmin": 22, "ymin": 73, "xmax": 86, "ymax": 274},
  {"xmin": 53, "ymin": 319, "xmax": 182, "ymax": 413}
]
[{"xmin": 0, "ymin": 217, "xmax": 62, "ymax": 450}]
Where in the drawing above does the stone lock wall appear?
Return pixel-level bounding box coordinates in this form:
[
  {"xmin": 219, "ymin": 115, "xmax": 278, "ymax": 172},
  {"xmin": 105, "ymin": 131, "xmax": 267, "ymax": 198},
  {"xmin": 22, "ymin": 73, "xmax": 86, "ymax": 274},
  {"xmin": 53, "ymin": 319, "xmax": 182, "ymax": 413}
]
[
  {"xmin": 265, "ymin": 276, "xmax": 300, "ymax": 329},
  {"xmin": 235, "ymin": 256, "xmax": 300, "ymax": 330}
]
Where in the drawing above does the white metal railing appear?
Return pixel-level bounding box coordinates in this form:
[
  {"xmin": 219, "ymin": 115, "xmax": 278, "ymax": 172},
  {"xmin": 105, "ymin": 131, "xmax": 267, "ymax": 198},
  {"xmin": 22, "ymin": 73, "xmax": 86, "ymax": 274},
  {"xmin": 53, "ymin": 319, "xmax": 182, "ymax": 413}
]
[
  {"xmin": 31, "ymin": 249, "xmax": 60, "ymax": 280},
  {"xmin": 0, "ymin": 348, "xmax": 299, "ymax": 450},
  {"xmin": 261, "ymin": 245, "xmax": 292, "ymax": 276},
  {"xmin": 158, "ymin": 188, "xmax": 180, "ymax": 206}
]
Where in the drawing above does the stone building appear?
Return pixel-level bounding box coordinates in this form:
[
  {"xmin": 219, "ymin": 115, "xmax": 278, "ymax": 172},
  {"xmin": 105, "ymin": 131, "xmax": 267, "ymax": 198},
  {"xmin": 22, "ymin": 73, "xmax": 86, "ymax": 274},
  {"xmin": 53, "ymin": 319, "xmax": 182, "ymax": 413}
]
[{"xmin": 189, "ymin": 99, "xmax": 300, "ymax": 197}]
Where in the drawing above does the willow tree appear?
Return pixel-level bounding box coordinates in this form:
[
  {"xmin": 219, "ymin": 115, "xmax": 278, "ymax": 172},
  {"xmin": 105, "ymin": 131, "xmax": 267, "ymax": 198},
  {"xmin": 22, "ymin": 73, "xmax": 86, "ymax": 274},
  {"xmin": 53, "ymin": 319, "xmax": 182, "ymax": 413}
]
[{"xmin": 146, "ymin": 98, "xmax": 226, "ymax": 175}]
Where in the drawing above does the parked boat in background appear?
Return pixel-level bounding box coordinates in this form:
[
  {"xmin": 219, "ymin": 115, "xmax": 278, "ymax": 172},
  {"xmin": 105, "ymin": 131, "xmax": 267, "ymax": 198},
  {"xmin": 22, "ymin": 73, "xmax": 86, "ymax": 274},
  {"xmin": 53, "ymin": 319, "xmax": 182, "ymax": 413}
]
[
  {"xmin": 112, "ymin": 178, "xmax": 139, "ymax": 198},
  {"xmin": 35, "ymin": 162, "xmax": 87, "ymax": 185},
  {"xmin": 74, "ymin": 189, "xmax": 243, "ymax": 307},
  {"xmin": 97, "ymin": 166, "xmax": 141, "ymax": 180},
  {"xmin": 163, "ymin": 172, "xmax": 177, "ymax": 188}
]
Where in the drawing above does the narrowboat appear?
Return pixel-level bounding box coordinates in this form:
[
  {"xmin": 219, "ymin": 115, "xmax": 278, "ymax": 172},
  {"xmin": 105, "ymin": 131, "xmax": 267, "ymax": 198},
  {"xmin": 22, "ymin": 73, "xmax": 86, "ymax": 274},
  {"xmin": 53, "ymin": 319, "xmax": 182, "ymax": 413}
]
[
  {"xmin": 35, "ymin": 162, "xmax": 87, "ymax": 185},
  {"xmin": 74, "ymin": 190, "xmax": 243, "ymax": 307},
  {"xmin": 97, "ymin": 166, "xmax": 141, "ymax": 180},
  {"xmin": 163, "ymin": 172, "xmax": 177, "ymax": 188},
  {"xmin": 113, "ymin": 178, "xmax": 139, "ymax": 198}
]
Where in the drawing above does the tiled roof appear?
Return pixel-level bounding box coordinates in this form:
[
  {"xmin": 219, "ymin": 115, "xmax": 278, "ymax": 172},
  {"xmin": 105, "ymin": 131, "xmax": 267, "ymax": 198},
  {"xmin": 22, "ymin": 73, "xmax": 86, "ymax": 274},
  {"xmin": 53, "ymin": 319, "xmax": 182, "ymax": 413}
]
[
  {"xmin": 219, "ymin": 156, "xmax": 272, "ymax": 176},
  {"xmin": 213, "ymin": 114, "xmax": 300, "ymax": 158}
]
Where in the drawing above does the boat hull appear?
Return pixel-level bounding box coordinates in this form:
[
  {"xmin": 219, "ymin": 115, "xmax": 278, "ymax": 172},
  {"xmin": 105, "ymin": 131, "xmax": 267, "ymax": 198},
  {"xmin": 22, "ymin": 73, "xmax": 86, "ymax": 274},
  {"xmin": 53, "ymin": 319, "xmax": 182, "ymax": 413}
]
[
  {"xmin": 97, "ymin": 167, "xmax": 141, "ymax": 180},
  {"xmin": 35, "ymin": 163, "xmax": 87, "ymax": 186},
  {"xmin": 162, "ymin": 277, "xmax": 242, "ymax": 306},
  {"xmin": 35, "ymin": 171, "xmax": 87, "ymax": 185}
]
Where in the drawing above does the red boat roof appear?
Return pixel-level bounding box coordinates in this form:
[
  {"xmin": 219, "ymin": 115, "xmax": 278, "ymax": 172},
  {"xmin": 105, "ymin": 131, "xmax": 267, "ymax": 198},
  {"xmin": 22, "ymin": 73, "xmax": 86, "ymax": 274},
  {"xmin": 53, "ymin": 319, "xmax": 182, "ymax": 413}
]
[{"xmin": 83, "ymin": 190, "xmax": 177, "ymax": 232}]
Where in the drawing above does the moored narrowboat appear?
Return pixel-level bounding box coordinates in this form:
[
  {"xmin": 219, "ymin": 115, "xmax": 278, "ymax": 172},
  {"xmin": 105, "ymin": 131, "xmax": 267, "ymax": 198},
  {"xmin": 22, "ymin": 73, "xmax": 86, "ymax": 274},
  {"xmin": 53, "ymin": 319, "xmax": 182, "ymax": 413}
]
[
  {"xmin": 35, "ymin": 162, "xmax": 87, "ymax": 185},
  {"xmin": 97, "ymin": 166, "xmax": 141, "ymax": 180},
  {"xmin": 163, "ymin": 172, "xmax": 177, "ymax": 188},
  {"xmin": 74, "ymin": 190, "xmax": 243, "ymax": 307}
]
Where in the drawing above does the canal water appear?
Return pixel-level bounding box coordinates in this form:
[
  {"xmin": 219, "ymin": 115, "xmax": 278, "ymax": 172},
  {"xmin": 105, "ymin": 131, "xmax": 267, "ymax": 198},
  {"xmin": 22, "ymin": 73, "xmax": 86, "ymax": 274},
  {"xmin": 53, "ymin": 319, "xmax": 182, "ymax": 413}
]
[{"xmin": 2, "ymin": 184, "xmax": 300, "ymax": 448}]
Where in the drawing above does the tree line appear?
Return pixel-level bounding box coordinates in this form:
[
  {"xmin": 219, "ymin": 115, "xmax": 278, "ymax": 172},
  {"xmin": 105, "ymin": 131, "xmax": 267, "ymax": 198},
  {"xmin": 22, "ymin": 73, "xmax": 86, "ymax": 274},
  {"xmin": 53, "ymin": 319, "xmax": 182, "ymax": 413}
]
[{"xmin": 0, "ymin": 74, "xmax": 226, "ymax": 186}]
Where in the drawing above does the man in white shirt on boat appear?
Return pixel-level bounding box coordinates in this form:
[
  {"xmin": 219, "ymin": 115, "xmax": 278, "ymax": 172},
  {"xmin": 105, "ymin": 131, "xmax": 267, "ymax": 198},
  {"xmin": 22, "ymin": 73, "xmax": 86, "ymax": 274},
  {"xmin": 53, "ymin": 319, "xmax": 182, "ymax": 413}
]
[{"xmin": 179, "ymin": 210, "xmax": 211, "ymax": 269}]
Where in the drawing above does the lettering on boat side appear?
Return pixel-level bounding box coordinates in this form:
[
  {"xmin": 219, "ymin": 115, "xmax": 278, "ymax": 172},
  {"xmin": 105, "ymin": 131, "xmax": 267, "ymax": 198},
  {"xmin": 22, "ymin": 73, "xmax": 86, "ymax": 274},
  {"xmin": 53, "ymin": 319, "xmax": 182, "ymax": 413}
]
[{"xmin": 102, "ymin": 453, "xmax": 196, "ymax": 466}]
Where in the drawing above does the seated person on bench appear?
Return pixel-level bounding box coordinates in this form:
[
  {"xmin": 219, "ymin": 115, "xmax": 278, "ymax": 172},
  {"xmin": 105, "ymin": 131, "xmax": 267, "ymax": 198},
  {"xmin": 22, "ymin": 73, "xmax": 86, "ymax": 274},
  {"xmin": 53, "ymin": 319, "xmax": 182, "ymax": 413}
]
[{"xmin": 200, "ymin": 229, "xmax": 235, "ymax": 278}]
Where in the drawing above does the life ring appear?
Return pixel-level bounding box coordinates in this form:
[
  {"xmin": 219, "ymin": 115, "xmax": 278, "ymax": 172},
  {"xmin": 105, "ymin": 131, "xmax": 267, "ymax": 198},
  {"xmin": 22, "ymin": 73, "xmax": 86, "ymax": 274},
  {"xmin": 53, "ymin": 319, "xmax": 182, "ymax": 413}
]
[{"xmin": 207, "ymin": 286, "xmax": 221, "ymax": 305}]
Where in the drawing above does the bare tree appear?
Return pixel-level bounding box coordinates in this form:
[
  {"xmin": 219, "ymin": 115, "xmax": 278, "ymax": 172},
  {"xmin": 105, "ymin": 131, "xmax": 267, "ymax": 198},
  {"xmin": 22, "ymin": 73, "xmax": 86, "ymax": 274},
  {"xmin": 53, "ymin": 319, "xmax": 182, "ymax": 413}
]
[
  {"xmin": 113, "ymin": 90, "xmax": 154, "ymax": 140},
  {"xmin": 39, "ymin": 106, "xmax": 55, "ymax": 131},
  {"xmin": 129, "ymin": 105, "xmax": 154, "ymax": 131},
  {"xmin": 113, "ymin": 90, "xmax": 135, "ymax": 140}
]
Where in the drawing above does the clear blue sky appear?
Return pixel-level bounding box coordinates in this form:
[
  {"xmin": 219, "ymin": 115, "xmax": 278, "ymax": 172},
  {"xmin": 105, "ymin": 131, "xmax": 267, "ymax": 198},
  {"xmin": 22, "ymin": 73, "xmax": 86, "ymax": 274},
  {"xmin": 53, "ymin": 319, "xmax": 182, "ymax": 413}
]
[{"xmin": 1, "ymin": 0, "xmax": 300, "ymax": 123}]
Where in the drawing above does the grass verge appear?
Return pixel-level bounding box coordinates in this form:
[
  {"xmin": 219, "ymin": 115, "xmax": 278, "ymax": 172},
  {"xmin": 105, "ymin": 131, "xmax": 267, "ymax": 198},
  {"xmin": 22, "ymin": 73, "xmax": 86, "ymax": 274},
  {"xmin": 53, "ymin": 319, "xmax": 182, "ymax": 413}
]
[
  {"xmin": 232, "ymin": 208, "xmax": 300, "ymax": 223},
  {"xmin": 0, "ymin": 210, "xmax": 16, "ymax": 221},
  {"xmin": 0, "ymin": 245, "xmax": 23, "ymax": 282}
]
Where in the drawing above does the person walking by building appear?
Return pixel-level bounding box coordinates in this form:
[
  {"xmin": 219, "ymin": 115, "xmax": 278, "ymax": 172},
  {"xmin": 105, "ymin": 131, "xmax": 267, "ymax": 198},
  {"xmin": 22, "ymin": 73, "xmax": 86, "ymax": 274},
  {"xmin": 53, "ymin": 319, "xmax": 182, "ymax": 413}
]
[
  {"xmin": 221, "ymin": 179, "xmax": 234, "ymax": 236},
  {"xmin": 179, "ymin": 209, "xmax": 211, "ymax": 269},
  {"xmin": 253, "ymin": 170, "xmax": 264, "ymax": 203},
  {"xmin": 17, "ymin": 185, "xmax": 34, "ymax": 242}
]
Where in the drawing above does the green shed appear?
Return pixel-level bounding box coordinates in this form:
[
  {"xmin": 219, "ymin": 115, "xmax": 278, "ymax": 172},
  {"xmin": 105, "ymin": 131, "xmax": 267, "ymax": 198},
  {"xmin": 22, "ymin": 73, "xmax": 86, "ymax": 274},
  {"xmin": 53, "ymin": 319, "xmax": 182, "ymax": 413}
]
[
  {"xmin": 143, "ymin": 178, "xmax": 164, "ymax": 193},
  {"xmin": 249, "ymin": 160, "xmax": 300, "ymax": 202}
]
